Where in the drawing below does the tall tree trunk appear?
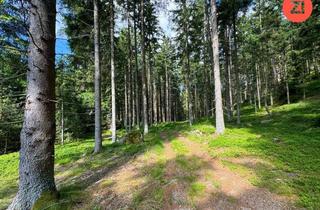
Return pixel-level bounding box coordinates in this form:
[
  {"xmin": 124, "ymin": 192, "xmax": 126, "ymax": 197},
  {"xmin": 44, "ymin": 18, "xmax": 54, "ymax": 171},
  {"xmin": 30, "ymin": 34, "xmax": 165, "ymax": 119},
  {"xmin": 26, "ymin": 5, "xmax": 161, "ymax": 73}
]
[
  {"xmin": 168, "ymin": 76, "xmax": 172, "ymax": 121},
  {"xmin": 140, "ymin": 0, "xmax": 148, "ymax": 134},
  {"xmin": 165, "ymin": 59, "xmax": 170, "ymax": 121},
  {"xmin": 133, "ymin": 5, "xmax": 140, "ymax": 127},
  {"xmin": 227, "ymin": 27, "xmax": 234, "ymax": 117},
  {"xmin": 256, "ymin": 63, "xmax": 261, "ymax": 109},
  {"xmin": 94, "ymin": 0, "xmax": 102, "ymax": 152},
  {"xmin": 224, "ymin": 25, "xmax": 233, "ymax": 121},
  {"xmin": 204, "ymin": 0, "xmax": 212, "ymax": 117},
  {"xmin": 233, "ymin": 14, "xmax": 241, "ymax": 124},
  {"xmin": 211, "ymin": 0, "xmax": 225, "ymax": 134},
  {"xmin": 110, "ymin": 0, "xmax": 117, "ymax": 142},
  {"xmin": 9, "ymin": 0, "xmax": 58, "ymax": 208},
  {"xmin": 127, "ymin": 2, "xmax": 132, "ymax": 130},
  {"xmin": 147, "ymin": 49, "xmax": 152, "ymax": 124},
  {"xmin": 153, "ymin": 72, "xmax": 158, "ymax": 123},
  {"xmin": 182, "ymin": 0, "xmax": 193, "ymax": 126}
]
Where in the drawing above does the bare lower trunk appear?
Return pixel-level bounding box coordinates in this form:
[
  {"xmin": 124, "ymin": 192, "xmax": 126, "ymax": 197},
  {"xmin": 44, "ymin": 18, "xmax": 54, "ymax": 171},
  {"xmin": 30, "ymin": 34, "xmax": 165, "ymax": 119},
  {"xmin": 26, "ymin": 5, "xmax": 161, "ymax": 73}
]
[
  {"xmin": 9, "ymin": 0, "xmax": 58, "ymax": 208},
  {"xmin": 165, "ymin": 60, "xmax": 170, "ymax": 121},
  {"xmin": 153, "ymin": 73, "xmax": 158, "ymax": 123},
  {"xmin": 263, "ymin": 66, "xmax": 271, "ymax": 116},
  {"xmin": 211, "ymin": 0, "xmax": 225, "ymax": 134},
  {"xmin": 284, "ymin": 63, "xmax": 290, "ymax": 104},
  {"xmin": 94, "ymin": 0, "xmax": 102, "ymax": 153},
  {"xmin": 254, "ymin": 93, "xmax": 257, "ymax": 113},
  {"xmin": 61, "ymin": 100, "xmax": 64, "ymax": 145},
  {"xmin": 256, "ymin": 63, "xmax": 261, "ymax": 109}
]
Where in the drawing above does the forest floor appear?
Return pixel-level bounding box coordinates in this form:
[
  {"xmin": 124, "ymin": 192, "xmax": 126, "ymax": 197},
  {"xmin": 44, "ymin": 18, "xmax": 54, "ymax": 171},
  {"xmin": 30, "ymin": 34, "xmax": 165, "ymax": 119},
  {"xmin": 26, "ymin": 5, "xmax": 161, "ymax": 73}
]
[{"xmin": 1, "ymin": 94, "xmax": 320, "ymax": 209}]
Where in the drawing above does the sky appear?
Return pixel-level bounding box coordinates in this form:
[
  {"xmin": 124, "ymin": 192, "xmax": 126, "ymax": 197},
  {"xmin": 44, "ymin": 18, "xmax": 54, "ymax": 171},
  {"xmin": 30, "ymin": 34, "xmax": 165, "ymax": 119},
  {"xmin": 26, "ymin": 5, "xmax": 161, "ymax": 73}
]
[{"xmin": 55, "ymin": 1, "xmax": 177, "ymax": 55}]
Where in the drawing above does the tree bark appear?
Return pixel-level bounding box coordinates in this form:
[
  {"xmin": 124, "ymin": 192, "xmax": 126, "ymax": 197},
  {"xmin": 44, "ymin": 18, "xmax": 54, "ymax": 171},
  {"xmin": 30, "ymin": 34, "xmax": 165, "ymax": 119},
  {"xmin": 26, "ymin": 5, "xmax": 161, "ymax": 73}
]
[
  {"xmin": 9, "ymin": 0, "xmax": 58, "ymax": 208},
  {"xmin": 255, "ymin": 63, "xmax": 261, "ymax": 109},
  {"xmin": 94, "ymin": 0, "xmax": 102, "ymax": 153},
  {"xmin": 140, "ymin": 0, "xmax": 148, "ymax": 134},
  {"xmin": 211, "ymin": 0, "xmax": 225, "ymax": 134},
  {"xmin": 133, "ymin": 6, "xmax": 140, "ymax": 127},
  {"xmin": 182, "ymin": 0, "xmax": 193, "ymax": 126},
  {"xmin": 153, "ymin": 72, "xmax": 158, "ymax": 123},
  {"xmin": 284, "ymin": 63, "xmax": 290, "ymax": 104},
  {"xmin": 204, "ymin": 0, "xmax": 212, "ymax": 117},
  {"xmin": 110, "ymin": 0, "xmax": 117, "ymax": 142},
  {"xmin": 165, "ymin": 59, "xmax": 170, "ymax": 121},
  {"xmin": 127, "ymin": 1, "xmax": 132, "ymax": 130},
  {"xmin": 232, "ymin": 13, "xmax": 241, "ymax": 124},
  {"xmin": 224, "ymin": 25, "xmax": 233, "ymax": 121}
]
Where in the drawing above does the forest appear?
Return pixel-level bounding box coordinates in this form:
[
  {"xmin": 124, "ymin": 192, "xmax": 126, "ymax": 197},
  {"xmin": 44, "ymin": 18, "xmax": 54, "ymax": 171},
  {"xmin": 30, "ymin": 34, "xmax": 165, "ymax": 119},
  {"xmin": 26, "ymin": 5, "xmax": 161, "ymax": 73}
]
[{"xmin": 0, "ymin": 0, "xmax": 320, "ymax": 209}]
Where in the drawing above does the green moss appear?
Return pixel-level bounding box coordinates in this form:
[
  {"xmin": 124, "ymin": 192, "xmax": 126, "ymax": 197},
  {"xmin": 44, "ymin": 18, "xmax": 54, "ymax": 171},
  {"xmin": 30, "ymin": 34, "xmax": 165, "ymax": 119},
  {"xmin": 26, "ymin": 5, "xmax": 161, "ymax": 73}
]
[{"xmin": 32, "ymin": 191, "xmax": 59, "ymax": 210}]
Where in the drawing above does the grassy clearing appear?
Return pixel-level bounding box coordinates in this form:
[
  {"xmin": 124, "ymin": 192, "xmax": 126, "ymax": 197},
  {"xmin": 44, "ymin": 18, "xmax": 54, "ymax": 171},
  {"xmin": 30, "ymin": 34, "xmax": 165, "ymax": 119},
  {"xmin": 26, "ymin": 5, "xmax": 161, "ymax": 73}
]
[{"xmin": 183, "ymin": 97, "xmax": 320, "ymax": 209}]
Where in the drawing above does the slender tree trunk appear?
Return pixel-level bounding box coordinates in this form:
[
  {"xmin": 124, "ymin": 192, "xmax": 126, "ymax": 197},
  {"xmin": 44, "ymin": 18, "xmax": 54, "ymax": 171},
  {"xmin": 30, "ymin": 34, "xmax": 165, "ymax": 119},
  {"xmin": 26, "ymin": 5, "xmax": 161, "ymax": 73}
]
[
  {"xmin": 228, "ymin": 27, "xmax": 234, "ymax": 115},
  {"xmin": 182, "ymin": 1, "xmax": 193, "ymax": 126},
  {"xmin": 94, "ymin": 0, "xmax": 102, "ymax": 153},
  {"xmin": 256, "ymin": 63, "xmax": 261, "ymax": 109},
  {"xmin": 140, "ymin": 0, "xmax": 148, "ymax": 134},
  {"xmin": 110, "ymin": 0, "xmax": 117, "ymax": 142},
  {"xmin": 263, "ymin": 66, "xmax": 271, "ymax": 116},
  {"xmin": 224, "ymin": 26, "xmax": 233, "ymax": 121},
  {"xmin": 60, "ymin": 71, "xmax": 64, "ymax": 145},
  {"xmin": 165, "ymin": 60, "xmax": 170, "ymax": 121},
  {"xmin": 124, "ymin": 68, "xmax": 128, "ymax": 130},
  {"xmin": 127, "ymin": 2, "xmax": 132, "ymax": 131},
  {"xmin": 147, "ymin": 49, "xmax": 153, "ymax": 124},
  {"xmin": 204, "ymin": 0, "xmax": 211, "ymax": 117},
  {"xmin": 153, "ymin": 72, "xmax": 158, "ymax": 123},
  {"xmin": 61, "ymin": 100, "xmax": 64, "ymax": 145},
  {"xmin": 303, "ymin": 60, "xmax": 308, "ymax": 100},
  {"xmin": 254, "ymin": 93, "xmax": 258, "ymax": 113},
  {"xmin": 211, "ymin": 0, "xmax": 225, "ymax": 134},
  {"xmin": 168, "ymin": 76, "xmax": 172, "ymax": 121},
  {"xmin": 232, "ymin": 9, "xmax": 241, "ymax": 124},
  {"xmin": 9, "ymin": 0, "xmax": 58, "ymax": 208},
  {"xmin": 284, "ymin": 63, "xmax": 290, "ymax": 104},
  {"xmin": 133, "ymin": 6, "xmax": 140, "ymax": 127}
]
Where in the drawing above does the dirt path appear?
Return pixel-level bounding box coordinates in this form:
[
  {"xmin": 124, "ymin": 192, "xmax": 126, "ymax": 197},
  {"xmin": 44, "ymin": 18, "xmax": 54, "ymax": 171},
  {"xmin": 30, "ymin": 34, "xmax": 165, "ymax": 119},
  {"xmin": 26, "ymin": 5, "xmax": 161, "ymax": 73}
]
[
  {"xmin": 76, "ymin": 132, "xmax": 297, "ymax": 210},
  {"xmin": 161, "ymin": 132, "xmax": 192, "ymax": 210}
]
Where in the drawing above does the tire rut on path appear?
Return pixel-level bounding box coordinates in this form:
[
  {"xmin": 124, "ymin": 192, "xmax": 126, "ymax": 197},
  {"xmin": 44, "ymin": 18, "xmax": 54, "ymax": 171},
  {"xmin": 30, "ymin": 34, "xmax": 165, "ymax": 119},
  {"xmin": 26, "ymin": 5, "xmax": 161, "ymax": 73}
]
[{"xmin": 160, "ymin": 132, "xmax": 193, "ymax": 210}]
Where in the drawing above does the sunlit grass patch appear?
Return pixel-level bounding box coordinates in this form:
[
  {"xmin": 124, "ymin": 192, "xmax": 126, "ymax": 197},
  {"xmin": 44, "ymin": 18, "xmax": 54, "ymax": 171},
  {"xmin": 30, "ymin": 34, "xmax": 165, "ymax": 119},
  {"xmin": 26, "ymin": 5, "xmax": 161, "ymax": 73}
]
[
  {"xmin": 171, "ymin": 139, "xmax": 189, "ymax": 155},
  {"xmin": 188, "ymin": 182, "xmax": 206, "ymax": 198}
]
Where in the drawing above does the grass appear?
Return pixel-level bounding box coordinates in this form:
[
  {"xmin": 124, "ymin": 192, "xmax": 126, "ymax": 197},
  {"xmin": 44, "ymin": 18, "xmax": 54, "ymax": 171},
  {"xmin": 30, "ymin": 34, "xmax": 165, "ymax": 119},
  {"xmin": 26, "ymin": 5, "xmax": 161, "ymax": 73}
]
[
  {"xmin": 183, "ymin": 97, "xmax": 320, "ymax": 209},
  {"xmin": 171, "ymin": 139, "xmax": 189, "ymax": 155},
  {"xmin": 0, "ymin": 131, "xmax": 164, "ymax": 209}
]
